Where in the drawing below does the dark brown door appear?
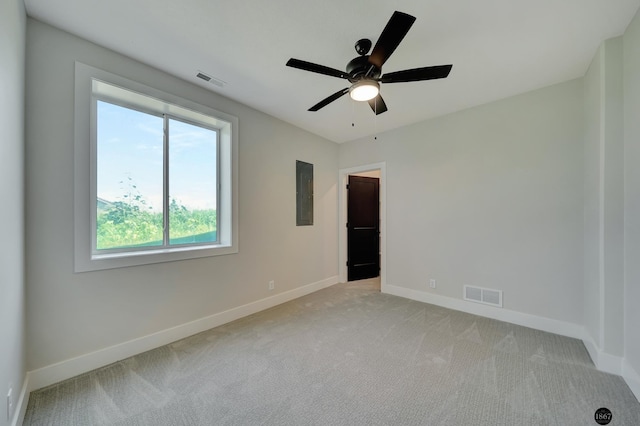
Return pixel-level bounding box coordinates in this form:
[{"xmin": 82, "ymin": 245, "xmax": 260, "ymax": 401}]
[{"xmin": 347, "ymin": 175, "xmax": 380, "ymax": 281}]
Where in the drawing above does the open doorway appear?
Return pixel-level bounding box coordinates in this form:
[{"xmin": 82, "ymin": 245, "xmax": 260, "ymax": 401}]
[{"xmin": 338, "ymin": 163, "xmax": 386, "ymax": 290}]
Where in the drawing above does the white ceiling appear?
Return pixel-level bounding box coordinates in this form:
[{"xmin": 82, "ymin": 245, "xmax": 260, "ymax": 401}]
[{"xmin": 24, "ymin": 0, "xmax": 640, "ymax": 143}]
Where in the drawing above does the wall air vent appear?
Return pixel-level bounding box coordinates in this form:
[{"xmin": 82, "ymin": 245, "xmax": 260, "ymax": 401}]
[
  {"xmin": 196, "ymin": 71, "xmax": 226, "ymax": 88},
  {"xmin": 464, "ymin": 285, "xmax": 503, "ymax": 308}
]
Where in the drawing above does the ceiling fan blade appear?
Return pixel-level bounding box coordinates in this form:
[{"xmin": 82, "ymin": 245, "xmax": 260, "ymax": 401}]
[
  {"xmin": 287, "ymin": 58, "xmax": 348, "ymax": 79},
  {"xmin": 368, "ymin": 11, "xmax": 416, "ymax": 70},
  {"xmin": 309, "ymin": 88, "xmax": 350, "ymax": 111},
  {"xmin": 368, "ymin": 95, "xmax": 388, "ymax": 115},
  {"xmin": 381, "ymin": 64, "xmax": 453, "ymax": 83}
]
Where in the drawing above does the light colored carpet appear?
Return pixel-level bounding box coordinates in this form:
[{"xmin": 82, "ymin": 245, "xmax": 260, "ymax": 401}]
[{"xmin": 24, "ymin": 279, "xmax": 640, "ymax": 425}]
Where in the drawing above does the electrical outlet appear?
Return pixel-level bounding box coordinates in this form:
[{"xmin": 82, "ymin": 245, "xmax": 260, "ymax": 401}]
[
  {"xmin": 429, "ymin": 279, "xmax": 437, "ymax": 289},
  {"xmin": 6, "ymin": 386, "xmax": 13, "ymax": 422},
  {"xmin": 268, "ymin": 280, "xmax": 275, "ymax": 291}
]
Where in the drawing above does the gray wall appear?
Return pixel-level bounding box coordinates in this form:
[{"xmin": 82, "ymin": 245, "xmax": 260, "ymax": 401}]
[
  {"xmin": 583, "ymin": 37, "xmax": 625, "ymax": 359},
  {"xmin": 340, "ymin": 79, "xmax": 584, "ymax": 324},
  {"xmin": 25, "ymin": 19, "xmax": 339, "ymax": 371},
  {"xmin": 624, "ymin": 8, "xmax": 640, "ymax": 381},
  {"xmin": 0, "ymin": 0, "xmax": 26, "ymax": 424},
  {"xmin": 583, "ymin": 42, "xmax": 602, "ymax": 348}
]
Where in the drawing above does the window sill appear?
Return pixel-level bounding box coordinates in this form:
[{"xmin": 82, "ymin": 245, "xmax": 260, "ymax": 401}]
[
  {"xmin": 92, "ymin": 243, "xmax": 232, "ymax": 260},
  {"xmin": 75, "ymin": 244, "xmax": 238, "ymax": 273}
]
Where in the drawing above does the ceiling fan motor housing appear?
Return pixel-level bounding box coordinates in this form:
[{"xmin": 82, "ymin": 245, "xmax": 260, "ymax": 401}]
[{"xmin": 346, "ymin": 56, "xmax": 380, "ymax": 82}]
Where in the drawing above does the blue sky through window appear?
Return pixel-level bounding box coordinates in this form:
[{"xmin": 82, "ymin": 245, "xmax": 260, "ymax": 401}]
[{"xmin": 97, "ymin": 100, "xmax": 217, "ymax": 213}]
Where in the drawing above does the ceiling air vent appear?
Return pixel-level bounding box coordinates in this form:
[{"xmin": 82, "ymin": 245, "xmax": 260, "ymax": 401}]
[
  {"xmin": 196, "ymin": 72, "xmax": 211, "ymax": 82},
  {"xmin": 196, "ymin": 71, "xmax": 226, "ymax": 88},
  {"xmin": 464, "ymin": 285, "xmax": 503, "ymax": 308}
]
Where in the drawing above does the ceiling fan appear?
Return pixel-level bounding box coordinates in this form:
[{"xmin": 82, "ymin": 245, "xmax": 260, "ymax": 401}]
[{"xmin": 286, "ymin": 11, "xmax": 453, "ymax": 115}]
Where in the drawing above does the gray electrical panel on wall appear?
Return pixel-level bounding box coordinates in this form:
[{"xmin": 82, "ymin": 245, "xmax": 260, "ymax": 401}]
[{"xmin": 296, "ymin": 160, "xmax": 313, "ymax": 226}]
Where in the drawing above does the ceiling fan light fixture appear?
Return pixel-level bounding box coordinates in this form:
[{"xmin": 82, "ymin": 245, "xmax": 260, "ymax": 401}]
[{"xmin": 349, "ymin": 80, "xmax": 380, "ymax": 101}]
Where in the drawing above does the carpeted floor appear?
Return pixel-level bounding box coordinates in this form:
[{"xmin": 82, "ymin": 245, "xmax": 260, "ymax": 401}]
[{"xmin": 24, "ymin": 279, "xmax": 640, "ymax": 425}]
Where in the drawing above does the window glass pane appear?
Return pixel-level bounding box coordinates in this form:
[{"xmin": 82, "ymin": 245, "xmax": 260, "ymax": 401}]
[
  {"xmin": 168, "ymin": 118, "xmax": 218, "ymax": 245},
  {"xmin": 96, "ymin": 100, "xmax": 164, "ymax": 250}
]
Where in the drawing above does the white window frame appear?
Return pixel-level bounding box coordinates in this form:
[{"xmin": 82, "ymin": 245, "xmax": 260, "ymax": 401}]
[{"xmin": 74, "ymin": 62, "xmax": 238, "ymax": 272}]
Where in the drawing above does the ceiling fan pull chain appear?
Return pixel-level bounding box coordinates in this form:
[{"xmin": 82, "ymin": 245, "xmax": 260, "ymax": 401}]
[
  {"xmin": 374, "ymin": 98, "xmax": 378, "ymax": 140},
  {"xmin": 352, "ymin": 98, "xmax": 355, "ymax": 127}
]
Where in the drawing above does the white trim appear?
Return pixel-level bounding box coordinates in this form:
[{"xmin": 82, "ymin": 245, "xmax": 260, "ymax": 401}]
[
  {"xmin": 582, "ymin": 335, "xmax": 624, "ymax": 375},
  {"xmin": 10, "ymin": 374, "xmax": 30, "ymax": 426},
  {"xmin": 623, "ymin": 360, "xmax": 640, "ymax": 402},
  {"xmin": 384, "ymin": 283, "xmax": 640, "ymax": 389},
  {"xmin": 15, "ymin": 278, "xmax": 639, "ymax": 416},
  {"xmin": 599, "ymin": 351, "xmax": 624, "ymax": 375},
  {"xmin": 338, "ymin": 162, "xmax": 387, "ymax": 286},
  {"xmin": 384, "ymin": 284, "xmax": 585, "ymax": 340},
  {"xmin": 74, "ymin": 62, "xmax": 239, "ymax": 272},
  {"xmin": 583, "ymin": 337, "xmax": 601, "ymax": 370},
  {"xmin": 26, "ymin": 276, "xmax": 339, "ymax": 392},
  {"xmin": 598, "ymin": 45, "xmax": 607, "ymax": 352}
]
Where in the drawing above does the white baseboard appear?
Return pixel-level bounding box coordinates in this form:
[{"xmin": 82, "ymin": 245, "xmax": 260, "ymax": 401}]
[
  {"xmin": 581, "ymin": 335, "xmax": 624, "ymax": 376},
  {"xmin": 19, "ymin": 276, "xmax": 639, "ymax": 418},
  {"xmin": 623, "ymin": 360, "xmax": 640, "ymax": 402},
  {"xmin": 383, "ymin": 282, "xmax": 640, "ymax": 399},
  {"xmin": 582, "ymin": 337, "xmax": 600, "ymax": 369},
  {"xmin": 386, "ymin": 283, "xmax": 640, "ymax": 403},
  {"xmin": 11, "ymin": 373, "xmax": 30, "ymax": 426},
  {"xmin": 574, "ymin": 337, "xmax": 639, "ymax": 402},
  {"xmin": 383, "ymin": 284, "xmax": 585, "ymax": 340},
  {"xmin": 26, "ymin": 275, "xmax": 339, "ymax": 394}
]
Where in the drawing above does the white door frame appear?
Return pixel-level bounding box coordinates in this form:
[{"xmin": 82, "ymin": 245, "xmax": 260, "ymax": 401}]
[{"xmin": 338, "ymin": 162, "xmax": 387, "ymax": 290}]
